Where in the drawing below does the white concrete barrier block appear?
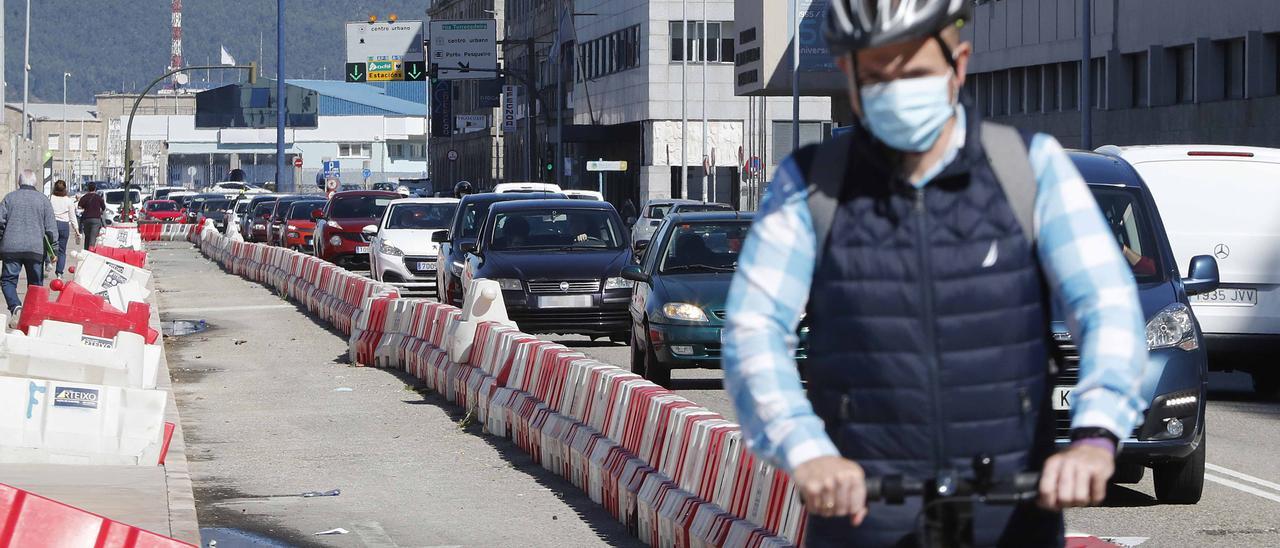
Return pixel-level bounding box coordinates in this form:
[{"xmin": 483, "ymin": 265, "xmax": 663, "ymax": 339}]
[
  {"xmin": 96, "ymin": 226, "xmax": 144, "ymax": 251},
  {"xmin": 2, "ymin": 317, "xmax": 160, "ymax": 389},
  {"xmin": 0, "ymin": 376, "xmax": 167, "ymax": 465},
  {"xmin": 449, "ymin": 278, "xmax": 517, "ymax": 364}
]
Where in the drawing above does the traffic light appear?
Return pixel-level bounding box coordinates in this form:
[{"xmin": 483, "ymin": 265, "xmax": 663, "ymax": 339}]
[{"xmin": 543, "ymin": 145, "xmax": 555, "ymax": 180}]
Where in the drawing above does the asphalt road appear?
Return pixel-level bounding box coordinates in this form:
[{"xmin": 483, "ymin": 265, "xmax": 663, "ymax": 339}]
[
  {"xmin": 150, "ymin": 243, "xmax": 638, "ymax": 547},
  {"xmin": 542, "ymin": 335, "xmax": 1280, "ymax": 547}
]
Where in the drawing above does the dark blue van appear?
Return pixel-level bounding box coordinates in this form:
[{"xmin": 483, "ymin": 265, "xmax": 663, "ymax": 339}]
[{"xmin": 1055, "ymin": 151, "xmax": 1221, "ymax": 504}]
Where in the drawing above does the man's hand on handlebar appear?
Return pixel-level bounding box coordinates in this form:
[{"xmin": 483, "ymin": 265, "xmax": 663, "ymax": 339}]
[
  {"xmin": 793, "ymin": 456, "xmax": 869, "ymax": 526},
  {"xmin": 1038, "ymin": 444, "xmax": 1113, "ymax": 510}
]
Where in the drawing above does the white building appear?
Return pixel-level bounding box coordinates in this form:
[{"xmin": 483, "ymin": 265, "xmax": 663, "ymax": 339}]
[{"xmin": 505, "ymin": 0, "xmax": 832, "ymax": 208}]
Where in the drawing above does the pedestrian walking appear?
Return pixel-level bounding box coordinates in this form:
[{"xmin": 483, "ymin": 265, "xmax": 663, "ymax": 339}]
[
  {"xmin": 49, "ymin": 180, "xmax": 81, "ymax": 277},
  {"xmin": 721, "ymin": 2, "xmax": 1147, "ymax": 545},
  {"xmin": 0, "ymin": 170, "xmax": 59, "ymax": 315},
  {"xmin": 78, "ymin": 181, "xmax": 106, "ymax": 250}
]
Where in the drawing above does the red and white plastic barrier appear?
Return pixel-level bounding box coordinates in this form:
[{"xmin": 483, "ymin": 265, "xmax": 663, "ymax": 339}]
[
  {"xmin": 0, "ymin": 483, "xmax": 195, "ymax": 547},
  {"xmin": 65, "ymin": 250, "xmax": 152, "ymax": 312},
  {"xmin": 96, "ymin": 226, "xmax": 144, "ymax": 251},
  {"xmin": 0, "ymin": 376, "xmax": 168, "ymax": 465},
  {"xmin": 192, "ymin": 227, "xmax": 808, "ymax": 546},
  {"xmin": 0, "ymin": 317, "xmax": 160, "ymax": 389}
]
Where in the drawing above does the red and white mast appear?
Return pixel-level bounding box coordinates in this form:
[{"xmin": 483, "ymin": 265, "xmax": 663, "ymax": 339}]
[{"xmin": 168, "ymin": 0, "xmax": 184, "ymax": 87}]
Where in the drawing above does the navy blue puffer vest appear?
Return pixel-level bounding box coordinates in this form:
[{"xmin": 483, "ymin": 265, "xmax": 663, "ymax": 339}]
[{"xmin": 802, "ymin": 110, "xmax": 1063, "ymax": 547}]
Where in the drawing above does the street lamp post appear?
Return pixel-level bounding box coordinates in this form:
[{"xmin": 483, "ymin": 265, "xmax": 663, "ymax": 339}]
[{"xmin": 62, "ymin": 72, "xmax": 71, "ymax": 183}]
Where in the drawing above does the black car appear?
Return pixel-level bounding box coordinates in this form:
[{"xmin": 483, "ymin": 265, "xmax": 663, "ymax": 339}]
[
  {"xmin": 432, "ymin": 192, "xmax": 566, "ymax": 306},
  {"xmin": 182, "ymin": 193, "xmax": 225, "ymax": 225},
  {"xmin": 238, "ymin": 194, "xmax": 283, "ymax": 240},
  {"xmin": 461, "ymin": 199, "xmax": 633, "ymax": 337}
]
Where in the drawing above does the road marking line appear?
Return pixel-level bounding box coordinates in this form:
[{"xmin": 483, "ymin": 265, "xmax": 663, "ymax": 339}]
[
  {"xmin": 163, "ymin": 304, "xmax": 295, "ymax": 314},
  {"xmin": 1205, "ymin": 473, "xmax": 1280, "ymax": 504},
  {"xmin": 1206, "ymin": 462, "xmax": 1280, "ymax": 493}
]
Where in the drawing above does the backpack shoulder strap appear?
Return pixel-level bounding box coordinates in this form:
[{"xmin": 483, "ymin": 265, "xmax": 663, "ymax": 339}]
[
  {"xmin": 980, "ymin": 121, "xmax": 1037, "ymax": 242},
  {"xmin": 802, "ymin": 133, "xmax": 853, "ymax": 270}
]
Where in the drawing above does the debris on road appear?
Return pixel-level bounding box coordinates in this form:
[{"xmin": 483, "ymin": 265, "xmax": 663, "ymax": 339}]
[
  {"xmin": 313, "ymin": 528, "xmax": 349, "ymax": 535},
  {"xmin": 300, "ymin": 489, "xmax": 341, "ymax": 498}
]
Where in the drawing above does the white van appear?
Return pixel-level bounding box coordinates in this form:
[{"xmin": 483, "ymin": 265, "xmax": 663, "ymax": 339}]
[
  {"xmin": 1099, "ymin": 145, "xmax": 1280, "ymax": 397},
  {"xmin": 493, "ymin": 182, "xmax": 562, "ymax": 194}
]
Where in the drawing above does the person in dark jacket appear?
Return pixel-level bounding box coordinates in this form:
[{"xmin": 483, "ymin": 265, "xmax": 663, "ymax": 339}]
[
  {"xmin": 78, "ymin": 181, "xmax": 106, "ymax": 250},
  {"xmin": 721, "ymin": 2, "xmax": 1147, "ymax": 546},
  {"xmin": 0, "ymin": 170, "xmax": 58, "ymax": 314}
]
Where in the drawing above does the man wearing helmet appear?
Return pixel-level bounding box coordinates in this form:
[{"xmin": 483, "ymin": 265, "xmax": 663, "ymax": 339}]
[
  {"xmin": 454, "ymin": 181, "xmax": 474, "ymax": 199},
  {"xmin": 722, "ymin": 1, "xmax": 1147, "ymax": 545}
]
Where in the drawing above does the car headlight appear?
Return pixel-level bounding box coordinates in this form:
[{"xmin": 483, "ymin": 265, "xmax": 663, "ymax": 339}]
[
  {"xmin": 380, "ymin": 242, "xmax": 405, "ymax": 256},
  {"xmin": 662, "ymin": 302, "xmax": 708, "ymax": 322},
  {"xmin": 287, "ymin": 232, "xmax": 299, "ymax": 238},
  {"xmin": 287, "ymin": 224, "xmax": 298, "ymax": 231},
  {"xmin": 493, "ymin": 278, "xmax": 523, "ymax": 291},
  {"xmin": 1147, "ymin": 303, "xmax": 1198, "ymax": 351},
  {"xmin": 604, "ymin": 276, "xmax": 634, "ymax": 290},
  {"xmin": 328, "ymin": 235, "xmax": 342, "ymax": 246},
  {"xmin": 450, "ymin": 260, "xmax": 464, "ymax": 276}
]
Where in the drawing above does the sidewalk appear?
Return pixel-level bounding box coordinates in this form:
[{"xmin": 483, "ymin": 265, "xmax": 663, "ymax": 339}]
[{"xmin": 0, "ymin": 257, "xmax": 200, "ymax": 544}]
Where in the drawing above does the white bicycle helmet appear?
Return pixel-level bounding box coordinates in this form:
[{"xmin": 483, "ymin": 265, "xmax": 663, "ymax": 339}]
[{"xmin": 825, "ymin": 0, "xmax": 971, "ymax": 55}]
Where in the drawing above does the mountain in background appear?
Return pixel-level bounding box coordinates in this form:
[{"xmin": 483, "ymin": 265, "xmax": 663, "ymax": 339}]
[{"xmin": 3, "ymin": 0, "xmax": 427, "ymax": 105}]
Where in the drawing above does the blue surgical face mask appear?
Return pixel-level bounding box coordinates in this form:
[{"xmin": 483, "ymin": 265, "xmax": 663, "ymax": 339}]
[{"xmin": 859, "ymin": 74, "xmax": 956, "ymax": 152}]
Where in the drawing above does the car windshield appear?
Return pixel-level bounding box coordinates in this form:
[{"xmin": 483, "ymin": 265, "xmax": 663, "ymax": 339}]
[
  {"xmin": 203, "ymin": 200, "xmax": 233, "ymax": 212},
  {"xmin": 330, "ymin": 195, "xmax": 393, "ymax": 218},
  {"xmin": 289, "ymin": 202, "xmax": 325, "ymax": 220},
  {"xmin": 386, "ymin": 203, "xmax": 456, "ymax": 230},
  {"xmin": 272, "ymin": 201, "xmax": 301, "ymax": 221},
  {"xmin": 659, "ymin": 221, "xmax": 749, "ymax": 274},
  {"xmin": 1089, "ymin": 186, "xmax": 1166, "ymax": 283},
  {"xmin": 253, "ymin": 202, "xmax": 276, "ymax": 217},
  {"xmin": 489, "ymin": 209, "xmax": 624, "ymax": 251},
  {"xmin": 148, "ymin": 201, "xmax": 178, "ymax": 211},
  {"xmin": 235, "ymin": 201, "xmax": 250, "ymax": 213},
  {"xmin": 646, "ymin": 204, "xmax": 672, "ymax": 220},
  {"xmin": 104, "ymin": 191, "xmax": 141, "ymax": 205}
]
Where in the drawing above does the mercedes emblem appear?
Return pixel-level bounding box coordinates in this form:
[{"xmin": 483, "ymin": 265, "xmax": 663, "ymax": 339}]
[
  {"xmin": 559, "ymin": 281, "xmax": 570, "ymax": 292},
  {"xmin": 1214, "ymin": 243, "xmax": 1230, "ymax": 260}
]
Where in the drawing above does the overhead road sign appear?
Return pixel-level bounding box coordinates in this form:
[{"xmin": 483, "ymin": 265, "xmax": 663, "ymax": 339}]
[
  {"xmin": 429, "ymin": 20, "xmax": 498, "ymax": 81},
  {"xmin": 345, "ymin": 20, "xmax": 425, "ymax": 82}
]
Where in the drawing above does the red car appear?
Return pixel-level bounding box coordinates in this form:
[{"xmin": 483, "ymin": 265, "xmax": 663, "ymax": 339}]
[
  {"xmin": 142, "ymin": 200, "xmax": 183, "ymax": 222},
  {"xmin": 278, "ymin": 198, "xmax": 327, "ymax": 252},
  {"xmin": 313, "ymin": 191, "xmax": 398, "ymax": 269}
]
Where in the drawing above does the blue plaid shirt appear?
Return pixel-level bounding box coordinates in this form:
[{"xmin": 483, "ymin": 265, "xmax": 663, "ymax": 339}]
[{"xmin": 722, "ymin": 114, "xmax": 1149, "ymax": 473}]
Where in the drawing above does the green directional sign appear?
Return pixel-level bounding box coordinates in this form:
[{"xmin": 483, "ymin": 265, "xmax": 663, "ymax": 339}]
[
  {"xmin": 404, "ymin": 61, "xmax": 426, "ymax": 81},
  {"xmin": 345, "ymin": 62, "xmax": 366, "ymax": 83}
]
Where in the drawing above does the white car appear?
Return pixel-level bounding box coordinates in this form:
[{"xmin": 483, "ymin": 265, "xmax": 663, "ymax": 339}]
[
  {"xmin": 494, "ymin": 182, "xmax": 562, "ymax": 194},
  {"xmin": 364, "ymin": 197, "xmax": 460, "ymax": 297},
  {"xmin": 101, "ymin": 189, "xmax": 142, "ymax": 222},
  {"xmin": 1098, "ymin": 144, "xmax": 1280, "ymax": 397},
  {"xmin": 205, "ymin": 181, "xmax": 270, "ymax": 196}
]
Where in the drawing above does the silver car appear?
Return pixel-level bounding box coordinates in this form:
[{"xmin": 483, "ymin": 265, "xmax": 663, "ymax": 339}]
[{"xmin": 631, "ymin": 199, "xmax": 734, "ymax": 248}]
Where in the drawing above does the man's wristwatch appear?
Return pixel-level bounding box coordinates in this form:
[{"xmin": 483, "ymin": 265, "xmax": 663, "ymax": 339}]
[{"xmin": 1069, "ymin": 427, "xmax": 1119, "ymax": 454}]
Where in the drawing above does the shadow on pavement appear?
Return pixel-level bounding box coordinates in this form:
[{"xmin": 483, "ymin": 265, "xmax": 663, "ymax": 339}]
[
  {"xmin": 669, "ymin": 377, "xmax": 724, "ymax": 391},
  {"xmin": 1100, "ymin": 484, "xmax": 1159, "ymax": 508},
  {"xmin": 558, "ymin": 339, "xmax": 627, "ymax": 349},
  {"xmin": 372, "ymin": 366, "xmax": 644, "ymax": 547}
]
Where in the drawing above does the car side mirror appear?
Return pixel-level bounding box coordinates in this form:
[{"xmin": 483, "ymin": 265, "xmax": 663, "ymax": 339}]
[
  {"xmin": 460, "ymin": 242, "xmax": 478, "ymax": 255},
  {"xmin": 431, "ymin": 230, "xmax": 451, "ymax": 243},
  {"xmin": 361, "ymin": 224, "xmax": 379, "ymax": 237},
  {"xmin": 311, "ymin": 209, "xmax": 324, "ymax": 220},
  {"xmin": 621, "ymin": 265, "xmax": 649, "ymax": 284},
  {"xmin": 1183, "ymin": 255, "xmax": 1220, "ymax": 296}
]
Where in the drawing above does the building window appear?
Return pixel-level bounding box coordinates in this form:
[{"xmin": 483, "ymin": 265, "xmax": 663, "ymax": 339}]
[
  {"xmin": 992, "ymin": 70, "xmax": 1008, "ymax": 116},
  {"xmin": 86, "ymin": 135, "xmax": 99, "ymax": 150},
  {"xmin": 1044, "ymin": 64, "xmax": 1059, "ymax": 111},
  {"xmin": 1010, "ymin": 67, "xmax": 1024, "ymax": 114},
  {"xmin": 669, "ymin": 21, "xmax": 735, "ymax": 63},
  {"xmin": 1173, "ymin": 45, "xmax": 1195, "ymax": 104},
  {"xmin": 1127, "ymin": 52, "xmax": 1149, "ymax": 107},
  {"xmin": 1026, "ymin": 65, "xmax": 1042, "ymax": 112},
  {"xmin": 1222, "ymin": 38, "xmax": 1245, "ymax": 100},
  {"xmin": 580, "ymin": 24, "xmax": 642, "ymax": 81},
  {"xmin": 68, "ymin": 134, "xmax": 81, "ymax": 151},
  {"xmin": 338, "ymin": 143, "xmax": 371, "ymax": 158},
  {"xmin": 771, "ymin": 121, "xmax": 832, "ymax": 164},
  {"xmin": 48, "ymin": 134, "xmax": 60, "ymax": 151},
  {"xmin": 1091, "ymin": 58, "xmax": 1106, "ymax": 109},
  {"xmin": 1061, "ymin": 62, "xmax": 1079, "ymax": 111}
]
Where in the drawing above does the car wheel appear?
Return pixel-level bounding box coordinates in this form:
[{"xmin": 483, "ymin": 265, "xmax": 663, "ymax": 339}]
[
  {"xmin": 610, "ymin": 332, "xmax": 628, "ymax": 345},
  {"xmin": 1251, "ymin": 369, "xmax": 1280, "ymax": 400},
  {"xmin": 1112, "ymin": 463, "xmax": 1144, "ymax": 484},
  {"xmin": 635, "ymin": 322, "xmax": 671, "ymax": 388},
  {"xmin": 1153, "ymin": 432, "xmax": 1205, "ymax": 504}
]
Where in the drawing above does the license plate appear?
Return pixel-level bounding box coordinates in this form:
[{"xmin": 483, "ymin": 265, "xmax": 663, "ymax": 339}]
[
  {"xmin": 1052, "ymin": 386, "xmax": 1072, "ymax": 411},
  {"xmin": 1193, "ymin": 287, "xmax": 1257, "ymax": 306},
  {"xmin": 538, "ymin": 295, "xmax": 594, "ymax": 309},
  {"xmin": 416, "ymin": 261, "xmax": 436, "ymax": 271},
  {"xmin": 356, "ymin": 246, "xmax": 371, "ymax": 254}
]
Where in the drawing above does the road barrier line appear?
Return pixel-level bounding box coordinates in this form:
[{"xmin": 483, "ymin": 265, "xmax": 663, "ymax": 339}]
[
  {"xmin": 1205, "ymin": 463, "xmax": 1280, "ymax": 493},
  {"xmin": 1204, "ymin": 473, "xmax": 1280, "ymax": 504}
]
